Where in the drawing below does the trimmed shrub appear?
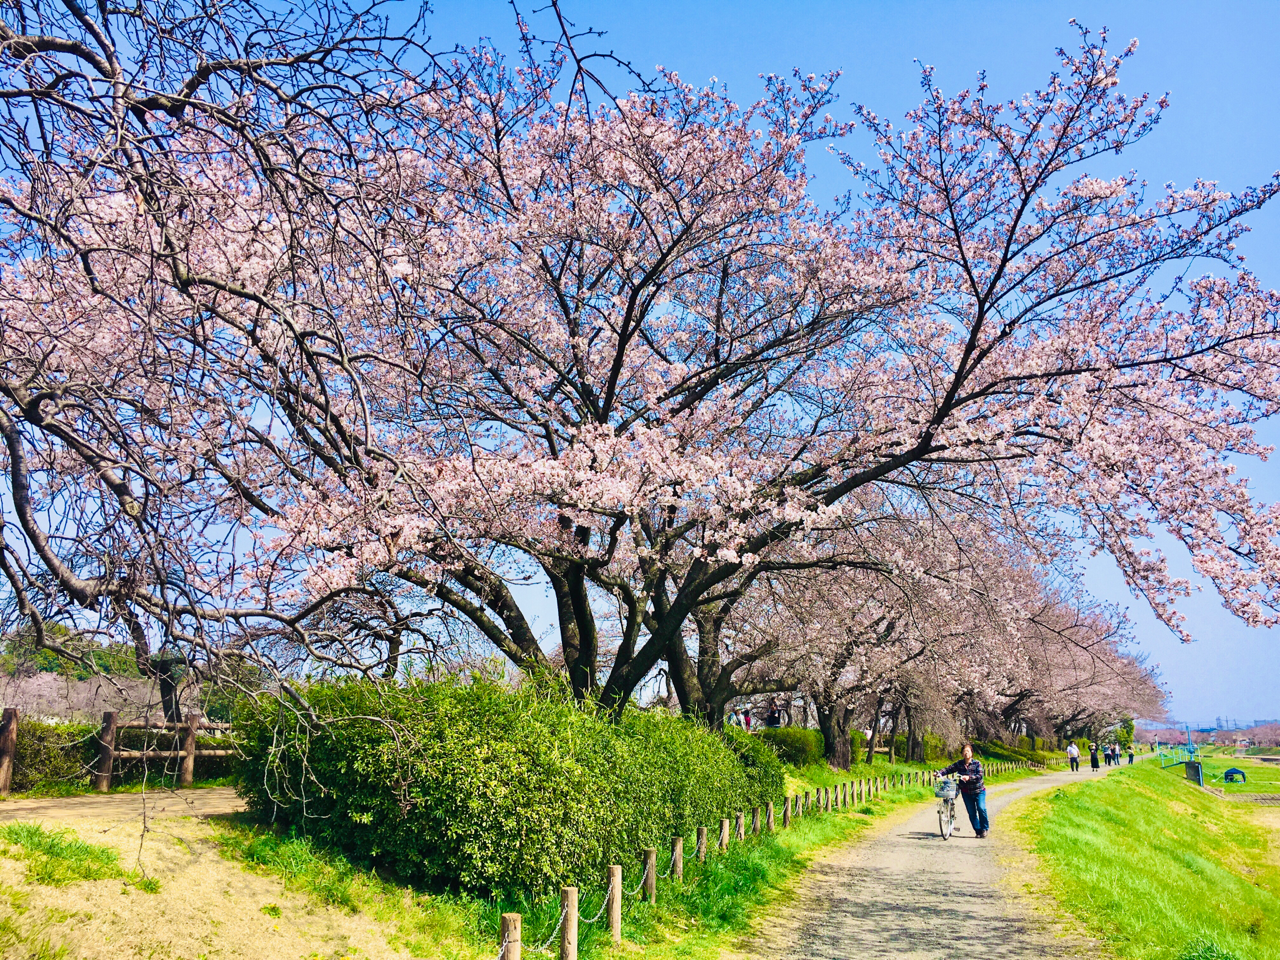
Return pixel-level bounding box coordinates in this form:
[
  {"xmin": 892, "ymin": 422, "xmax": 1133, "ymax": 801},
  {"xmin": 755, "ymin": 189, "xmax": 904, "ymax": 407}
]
[
  {"xmin": 234, "ymin": 679, "xmax": 782, "ymax": 897},
  {"xmin": 757, "ymin": 726, "xmax": 823, "ymax": 767}
]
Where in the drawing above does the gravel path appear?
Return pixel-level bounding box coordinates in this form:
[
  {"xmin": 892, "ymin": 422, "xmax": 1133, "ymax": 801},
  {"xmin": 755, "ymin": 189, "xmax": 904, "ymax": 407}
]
[
  {"xmin": 0, "ymin": 785, "xmax": 244, "ymax": 822},
  {"xmin": 739, "ymin": 763, "xmax": 1128, "ymax": 960}
]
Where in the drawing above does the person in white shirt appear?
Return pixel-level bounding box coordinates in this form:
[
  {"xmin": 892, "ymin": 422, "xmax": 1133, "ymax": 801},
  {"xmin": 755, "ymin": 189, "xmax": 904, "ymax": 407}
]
[{"xmin": 1067, "ymin": 741, "xmax": 1080, "ymax": 772}]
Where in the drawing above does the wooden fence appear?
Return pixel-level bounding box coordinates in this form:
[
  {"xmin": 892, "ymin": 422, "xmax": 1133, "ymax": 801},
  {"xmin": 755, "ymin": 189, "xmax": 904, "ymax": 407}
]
[
  {"xmin": 494, "ymin": 759, "xmax": 1040, "ymax": 959},
  {"xmin": 0, "ymin": 707, "xmax": 236, "ymax": 797}
]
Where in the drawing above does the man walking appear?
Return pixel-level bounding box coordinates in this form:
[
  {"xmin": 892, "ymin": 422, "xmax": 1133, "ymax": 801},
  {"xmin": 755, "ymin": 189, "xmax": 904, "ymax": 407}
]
[{"xmin": 1067, "ymin": 741, "xmax": 1080, "ymax": 772}]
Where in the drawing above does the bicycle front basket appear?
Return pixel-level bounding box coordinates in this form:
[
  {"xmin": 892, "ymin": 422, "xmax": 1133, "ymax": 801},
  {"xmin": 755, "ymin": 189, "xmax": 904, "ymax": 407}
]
[{"xmin": 934, "ymin": 779, "xmax": 959, "ymax": 799}]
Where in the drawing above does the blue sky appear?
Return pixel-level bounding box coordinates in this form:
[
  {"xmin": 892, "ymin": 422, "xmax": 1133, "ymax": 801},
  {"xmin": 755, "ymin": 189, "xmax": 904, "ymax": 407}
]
[{"xmin": 426, "ymin": 1, "xmax": 1280, "ymax": 725}]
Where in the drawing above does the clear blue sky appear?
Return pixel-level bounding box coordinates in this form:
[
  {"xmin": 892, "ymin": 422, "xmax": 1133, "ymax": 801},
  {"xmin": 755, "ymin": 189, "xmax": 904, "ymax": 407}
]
[{"xmin": 426, "ymin": 1, "xmax": 1280, "ymax": 726}]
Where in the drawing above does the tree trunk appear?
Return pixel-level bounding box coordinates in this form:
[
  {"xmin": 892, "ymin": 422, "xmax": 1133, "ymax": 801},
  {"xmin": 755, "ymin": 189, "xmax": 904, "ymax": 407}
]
[
  {"xmin": 818, "ymin": 702, "xmax": 853, "ymax": 770},
  {"xmin": 887, "ymin": 704, "xmax": 901, "ymax": 764},
  {"xmin": 865, "ymin": 697, "xmax": 884, "ymax": 764},
  {"xmin": 905, "ymin": 705, "xmax": 917, "ymax": 763}
]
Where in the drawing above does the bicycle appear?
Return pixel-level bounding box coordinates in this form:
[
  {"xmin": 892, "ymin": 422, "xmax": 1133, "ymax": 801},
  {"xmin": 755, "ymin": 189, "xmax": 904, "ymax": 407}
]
[{"xmin": 934, "ymin": 775, "xmax": 959, "ymax": 840}]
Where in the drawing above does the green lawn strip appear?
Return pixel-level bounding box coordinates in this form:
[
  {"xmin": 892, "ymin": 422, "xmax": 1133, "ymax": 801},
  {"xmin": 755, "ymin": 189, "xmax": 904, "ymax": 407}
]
[
  {"xmin": 213, "ymin": 768, "xmax": 954, "ymax": 960},
  {"xmin": 0, "ymin": 822, "xmax": 160, "ymax": 892},
  {"xmin": 1197, "ymin": 757, "xmax": 1280, "ymax": 795},
  {"xmin": 1008, "ymin": 763, "xmax": 1280, "ymax": 960}
]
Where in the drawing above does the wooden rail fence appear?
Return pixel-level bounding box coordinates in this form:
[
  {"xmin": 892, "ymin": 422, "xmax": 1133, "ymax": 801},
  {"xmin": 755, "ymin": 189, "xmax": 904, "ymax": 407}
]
[
  {"xmin": 0, "ymin": 707, "xmax": 236, "ymax": 797},
  {"xmin": 493, "ymin": 759, "xmax": 1040, "ymax": 959}
]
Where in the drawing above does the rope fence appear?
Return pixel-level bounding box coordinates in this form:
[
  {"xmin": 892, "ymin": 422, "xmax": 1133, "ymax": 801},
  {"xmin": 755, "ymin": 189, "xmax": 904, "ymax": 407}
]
[{"xmin": 496, "ymin": 757, "xmax": 1041, "ymax": 959}]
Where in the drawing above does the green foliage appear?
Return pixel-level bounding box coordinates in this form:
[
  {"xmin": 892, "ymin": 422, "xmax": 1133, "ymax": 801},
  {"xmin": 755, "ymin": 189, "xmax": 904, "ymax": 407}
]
[
  {"xmin": 0, "ymin": 627, "xmax": 142, "ymax": 680},
  {"xmin": 720, "ymin": 726, "xmax": 786, "ymax": 805},
  {"xmin": 1015, "ymin": 764, "xmax": 1280, "ymax": 960},
  {"xmin": 850, "ymin": 730, "xmax": 867, "ymax": 758},
  {"xmin": 217, "ymin": 759, "xmax": 939, "ymax": 960},
  {"xmin": 0, "ymin": 823, "xmax": 122, "ymax": 885},
  {"xmin": 234, "ymin": 678, "xmax": 782, "ymax": 897},
  {"xmin": 8, "ymin": 717, "xmax": 233, "ymax": 795},
  {"xmin": 1115, "ymin": 716, "xmax": 1136, "ymax": 750},
  {"xmin": 971, "ymin": 738, "xmax": 1053, "ymax": 767},
  {"xmin": 757, "ymin": 726, "xmax": 823, "ymax": 767}
]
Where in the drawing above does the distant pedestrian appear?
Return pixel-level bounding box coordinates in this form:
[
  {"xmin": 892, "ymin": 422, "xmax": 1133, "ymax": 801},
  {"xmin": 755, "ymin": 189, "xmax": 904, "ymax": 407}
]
[
  {"xmin": 1089, "ymin": 742, "xmax": 1100, "ymax": 770},
  {"xmin": 742, "ymin": 705, "xmax": 752, "ymax": 732},
  {"xmin": 726, "ymin": 708, "xmax": 741, "ymax": 727},
  {"xmin": 765, "ymin": 697, "xmax": 783, "ymax": 728},
  {"xmin": 1067, "ymin": 741, "xmax": 1080, "ymax": 772},
  {"xmin": 1128, "ymin": 746, "xmax": 1135, "ymax": 765}
]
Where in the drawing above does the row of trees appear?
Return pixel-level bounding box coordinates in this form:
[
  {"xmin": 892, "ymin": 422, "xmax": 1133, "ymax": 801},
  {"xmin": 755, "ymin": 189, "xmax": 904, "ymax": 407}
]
[{"xmin": 1, "ymin": 1, "xmax": 1268, "ymax": 760}]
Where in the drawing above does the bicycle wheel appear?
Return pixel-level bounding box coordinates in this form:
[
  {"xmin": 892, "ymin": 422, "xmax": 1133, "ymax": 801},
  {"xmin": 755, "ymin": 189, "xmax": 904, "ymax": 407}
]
[{"xmin": 938, "ymin": 799, "xmax": 954, "ymax": 840}]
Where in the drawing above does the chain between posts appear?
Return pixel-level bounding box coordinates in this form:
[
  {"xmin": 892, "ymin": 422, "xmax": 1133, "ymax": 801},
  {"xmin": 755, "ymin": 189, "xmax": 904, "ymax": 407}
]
[
  {"xmin": 579, "ymin": 874, "xmax": 615, "ymax": 925},
  {"xmin": 527, "ymin": 901, "xmax": 569, "ymax": 956}
]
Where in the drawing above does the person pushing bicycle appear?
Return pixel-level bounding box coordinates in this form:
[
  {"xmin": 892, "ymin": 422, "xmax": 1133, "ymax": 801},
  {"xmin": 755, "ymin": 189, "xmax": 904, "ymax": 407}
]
[{"xmin": 935, "ymin": 743, "xmax": 990, "ymax": 838}]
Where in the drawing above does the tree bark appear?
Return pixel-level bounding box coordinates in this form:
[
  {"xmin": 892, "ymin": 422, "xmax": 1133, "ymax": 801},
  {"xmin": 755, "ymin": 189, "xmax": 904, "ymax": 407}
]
[
  {"xmin": 887, "ymin": 703, "xmax": 901, "ymax": 764},
  {"xmin": 818, "ymin": 701, "xmax": 853, "ymax": 770}
]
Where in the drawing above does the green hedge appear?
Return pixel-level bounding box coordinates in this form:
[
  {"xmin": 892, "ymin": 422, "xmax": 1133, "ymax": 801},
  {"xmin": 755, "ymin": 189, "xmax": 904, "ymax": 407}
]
[
  {"xmin": 8, "ymin": 717, "xmax": 234, "ymax": 794},
  {"xmin": 970, "ymin": 739, "xmax": 1054, "ymax": 767},
  {"xmin": 234, "ymin": 679, "xmax": 784, "ymax": 897},
  {"xmin": 757, "ymin": 727, "xmax": 824, "ymax": 766}
]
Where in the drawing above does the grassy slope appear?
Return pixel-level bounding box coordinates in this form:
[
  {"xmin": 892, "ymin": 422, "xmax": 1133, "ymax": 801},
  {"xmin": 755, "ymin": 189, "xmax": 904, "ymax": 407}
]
[
  {"xmin": 215, "ymin": 763, "xmax": 969, "ymax": 960},
  {"xmin": 1010, "ymin": 763, "xmax": 1280, "ymax": 960},
  {"xmin": 1197, "ymin": 756, "xmax": 1280, "ymax": 795}
]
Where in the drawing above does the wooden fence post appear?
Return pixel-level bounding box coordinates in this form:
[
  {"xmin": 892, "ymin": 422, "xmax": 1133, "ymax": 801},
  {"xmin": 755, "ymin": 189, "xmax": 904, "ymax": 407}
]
[
  {"xmin": 561, "ymin": 886, "xmax": 578, "ymax": 960},
  {"xmin": 803, "ymin": 790, "xmax": 810, "ymax": 814},
  {"xmin": 671, "ymin": 836, "xmax": 683, "ymax": 881},
  {"xmin": 766, "ymin": 801, "xmax": 775, "ymax": 831},
  {"xmin": 501, "ymin": 912, "xmax": 522, "ymax": 960},
  {"xmin": 94, "ymin": 711, "xmax": 118, "ymax": 793},
  {"xmin": 824, "ymin": 787, "xmax": 831, "ymax": 812},
  {"xmin": 735, "ymin": 811, "xmax": 745, "ymax": 841},
  {"xmin": 719, "ymin": 818, "xmax": 730, "ymax": 851},
  {"xmin": 751, "ymin": 806, "xmax": 760, "ymax": 834},
  {"xmin": 642, "ymin": 848, "xmax": 656, "ymax": 904},
  {"xmin": 607, "ymin": 866, "xmax": 621, "ymax": 943},
  {"xmin": 180, "ymin": 712, "xmax": 198, "ymax": 788},
  {"xmin": 0, "ymin": 707, "xmax": 17, "ymax": 798},
  {"xmin": 696, "ymin": 826, "xmax": 708, "ymax": 861},
  {"xmin": 782, "ymin": 797, "xmax": 791, "ymax": 828}
]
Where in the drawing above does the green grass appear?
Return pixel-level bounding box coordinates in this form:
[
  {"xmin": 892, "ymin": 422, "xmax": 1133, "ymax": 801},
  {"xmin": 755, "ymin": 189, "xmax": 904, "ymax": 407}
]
[
  {"xmin": 1011, "ymin": 762, "xmax": 1280, "ymax": 960},
  {"xmin": 1198, "ymin": 757, "xmax": 1280, "ymax": 795},
  {"xmin": 214, "ymin": 765, "xmax": 964, "ymax": 960},
  {"xmin": 0, "ymin": 822, "xmax": 161, "ymax": 893}
]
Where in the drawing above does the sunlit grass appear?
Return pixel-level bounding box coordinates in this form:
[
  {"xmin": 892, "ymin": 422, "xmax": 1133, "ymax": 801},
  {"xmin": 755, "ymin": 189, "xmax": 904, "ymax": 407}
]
[
  {"xmin": 214, "ymin": 765, "xmax": 950, "ymax": 960},
  {"xmin": 1011, "ymin": 763, "xmax": 1280, "ymax": 960}
]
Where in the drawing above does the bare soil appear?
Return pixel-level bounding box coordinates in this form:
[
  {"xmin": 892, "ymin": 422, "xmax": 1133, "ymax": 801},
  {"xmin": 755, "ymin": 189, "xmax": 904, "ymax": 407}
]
[
  {"xmin": 733, "ymin": 764, "xmax": 1129, "ymax": 960},
  {"xmin": 0, "ymin": 788, "xmax": 408, "ymax": 960}
]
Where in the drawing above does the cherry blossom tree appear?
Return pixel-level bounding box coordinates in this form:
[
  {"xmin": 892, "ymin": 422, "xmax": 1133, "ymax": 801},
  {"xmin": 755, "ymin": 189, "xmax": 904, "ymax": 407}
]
[{"xmin": 0, "ymin": 12, "xmax": 1277, "ymax": 724}]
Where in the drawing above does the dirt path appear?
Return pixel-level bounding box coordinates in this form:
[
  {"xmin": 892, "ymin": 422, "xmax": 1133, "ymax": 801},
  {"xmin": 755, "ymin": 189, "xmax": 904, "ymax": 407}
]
[
  {"xmin": 0, "ymin": 786, "xmax": 244, "ymax": 822},
  {"xmin": 738, "ymin": 763, "xmax": 1130, "ymax": 960}
]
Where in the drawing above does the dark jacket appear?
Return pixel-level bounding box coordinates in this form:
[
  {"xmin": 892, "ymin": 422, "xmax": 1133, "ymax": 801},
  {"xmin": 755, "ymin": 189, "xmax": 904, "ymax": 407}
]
[{"xmin": 939, "ymin": 757, "xmax": 985, "ymax": 795}]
